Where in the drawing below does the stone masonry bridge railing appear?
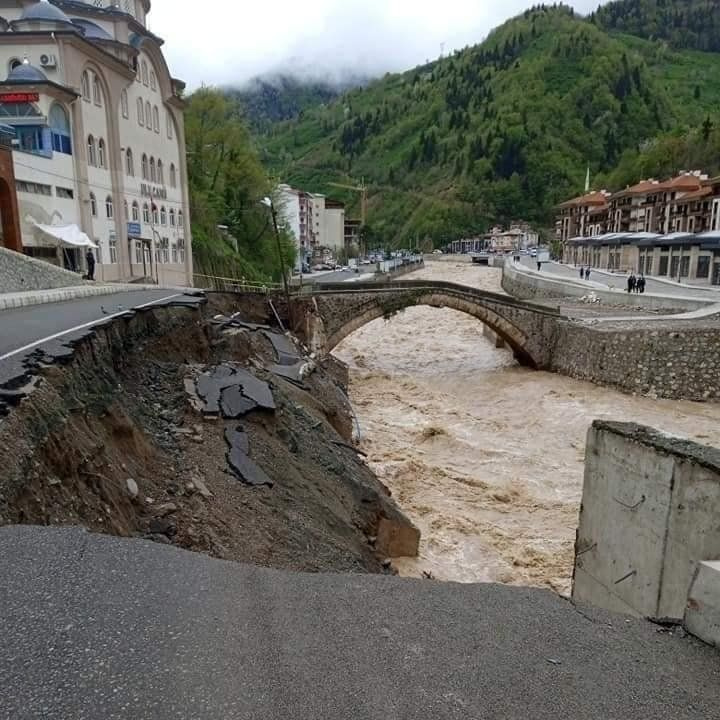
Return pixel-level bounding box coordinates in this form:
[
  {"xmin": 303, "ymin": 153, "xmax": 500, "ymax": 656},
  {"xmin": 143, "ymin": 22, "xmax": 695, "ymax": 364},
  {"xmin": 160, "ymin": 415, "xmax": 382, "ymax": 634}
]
[{"xmin": 296, "ymin": 280, "xmax": 562, "ymax": 369}]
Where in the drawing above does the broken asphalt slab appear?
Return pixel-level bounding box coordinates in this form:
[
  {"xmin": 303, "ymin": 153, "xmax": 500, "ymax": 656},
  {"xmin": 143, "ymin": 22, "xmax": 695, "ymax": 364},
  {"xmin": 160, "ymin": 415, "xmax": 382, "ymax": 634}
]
[
  {"xmin": 195, "ymin": 365, "xmax": 276, "ymax": 417},
  {"xmin": 224, "ymin": 424, "xmax": 273, "ymax": 487},
  {"xmin": 0, "ymin": 526, "xmax": 718, "ymax": 720}
]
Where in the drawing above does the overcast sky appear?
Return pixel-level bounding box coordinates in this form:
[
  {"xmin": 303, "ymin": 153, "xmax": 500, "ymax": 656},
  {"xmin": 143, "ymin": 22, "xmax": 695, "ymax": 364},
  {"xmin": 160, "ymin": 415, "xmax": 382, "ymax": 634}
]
[{"xmin": 149, "ymin": 0, "xmax": 603, "ymax": 89}]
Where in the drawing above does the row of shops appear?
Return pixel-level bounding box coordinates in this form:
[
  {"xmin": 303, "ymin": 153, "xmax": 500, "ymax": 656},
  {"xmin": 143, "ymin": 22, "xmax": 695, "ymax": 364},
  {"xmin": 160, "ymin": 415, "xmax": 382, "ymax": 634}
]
[{"xmin": 563, "ymin": 232, "xmax": 720, "ymax": 285}]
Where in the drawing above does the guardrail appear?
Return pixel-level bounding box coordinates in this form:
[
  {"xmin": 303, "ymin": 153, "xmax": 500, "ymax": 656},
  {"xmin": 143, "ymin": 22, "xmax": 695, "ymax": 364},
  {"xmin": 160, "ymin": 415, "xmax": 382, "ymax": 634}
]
[
  {"xmin": 193, "ymin": 274, "xmax": 283, "ymax": 294},
  {"xmin": 296, "ymin": 279, "xmax": 562, "ymax": 316}
]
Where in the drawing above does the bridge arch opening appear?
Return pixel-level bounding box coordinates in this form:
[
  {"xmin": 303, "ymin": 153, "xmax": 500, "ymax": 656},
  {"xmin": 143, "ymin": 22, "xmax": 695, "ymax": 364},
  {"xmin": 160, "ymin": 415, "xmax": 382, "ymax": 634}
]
[{"xmin": 320, "ymin": 290, "xmax": 539, "ymax": 369}]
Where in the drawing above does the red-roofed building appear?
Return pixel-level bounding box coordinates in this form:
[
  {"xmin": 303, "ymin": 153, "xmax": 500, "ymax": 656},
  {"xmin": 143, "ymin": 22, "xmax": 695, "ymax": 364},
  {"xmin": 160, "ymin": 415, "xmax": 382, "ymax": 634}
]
[{"xmin": 556, "ymin": 190, "xmax": 610, "ymax": 243}]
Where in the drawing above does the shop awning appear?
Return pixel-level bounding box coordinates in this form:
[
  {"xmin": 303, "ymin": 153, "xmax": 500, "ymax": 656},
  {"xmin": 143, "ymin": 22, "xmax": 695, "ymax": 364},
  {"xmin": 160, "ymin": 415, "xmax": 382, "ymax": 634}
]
[{"xmin": 33, "ymin": 222, "xmax": 98, "ymax": 249}]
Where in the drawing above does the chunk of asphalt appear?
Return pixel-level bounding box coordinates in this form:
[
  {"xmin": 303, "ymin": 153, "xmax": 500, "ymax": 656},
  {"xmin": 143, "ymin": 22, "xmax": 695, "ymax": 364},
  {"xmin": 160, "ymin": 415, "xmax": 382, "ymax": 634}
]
[
  {"xmin": 227, "ymin": 443, "xmax": 273, "ymax": 487},
  {"xmin": 268, "ymin": 362, "xmax": 304, "ymax": 384},
  {"xmin": 195, "ymin": 365, "xmax": 239, "ymax": 414},
  {"xmin": 262, "ymin": 330, "xmax": 300, "ymax": 366},
  {"xmin": 224, "ymin": 425, "xmax": 250, "ymax": 454},
  {"xmin": 233, "ymin": 368, "xmax": 276, "ymax": 411},
  {"xmin": 220, "ymin": 387, "xmax": 257, "ymax": 419}
]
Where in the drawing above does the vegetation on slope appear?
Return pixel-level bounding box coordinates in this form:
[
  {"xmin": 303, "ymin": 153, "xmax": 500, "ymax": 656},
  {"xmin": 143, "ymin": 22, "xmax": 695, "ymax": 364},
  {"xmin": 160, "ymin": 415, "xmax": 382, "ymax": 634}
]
[
  {"xmin": 592, "ymin": 0, "xmax": 720, "ymax": 53},
  {"xmin": 185, "ymin": 88, "xmax": 295, "ymax": 281},
  {"xmin": 252, "ymin": 3, "xmax": 720, "ymax": 246}
]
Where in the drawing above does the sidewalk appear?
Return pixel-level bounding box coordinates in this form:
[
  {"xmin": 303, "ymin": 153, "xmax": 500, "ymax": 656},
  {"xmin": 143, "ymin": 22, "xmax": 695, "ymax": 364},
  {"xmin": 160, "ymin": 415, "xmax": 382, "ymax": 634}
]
[{"xmin": 0, "ymin": 283, "xmax": 164, "ymax": 311}]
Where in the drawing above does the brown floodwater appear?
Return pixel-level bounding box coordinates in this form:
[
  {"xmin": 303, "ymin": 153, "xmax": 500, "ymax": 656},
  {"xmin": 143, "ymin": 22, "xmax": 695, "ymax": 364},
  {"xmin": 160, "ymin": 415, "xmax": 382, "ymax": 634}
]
[{"xmin": 333, "ymin": 259, "xmax": 720, "ymax": 595}]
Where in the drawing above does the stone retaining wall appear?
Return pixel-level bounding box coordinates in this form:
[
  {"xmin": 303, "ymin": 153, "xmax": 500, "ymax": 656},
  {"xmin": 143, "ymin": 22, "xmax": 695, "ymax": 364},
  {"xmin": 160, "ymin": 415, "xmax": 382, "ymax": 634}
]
[
  {"xmin": 0, "ymin": 247, "xmax": 87, "ymax": 293},
  {"xmin": 552, "ymin": 320, "xmax": 720, "ymax": 401}
]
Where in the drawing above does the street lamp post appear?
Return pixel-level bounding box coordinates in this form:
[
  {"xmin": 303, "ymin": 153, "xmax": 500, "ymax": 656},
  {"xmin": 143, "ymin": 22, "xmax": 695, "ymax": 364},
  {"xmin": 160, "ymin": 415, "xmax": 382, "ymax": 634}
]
[{"xmin": 262, "ymin": 197, "xmax": 292, "ymax": 326}]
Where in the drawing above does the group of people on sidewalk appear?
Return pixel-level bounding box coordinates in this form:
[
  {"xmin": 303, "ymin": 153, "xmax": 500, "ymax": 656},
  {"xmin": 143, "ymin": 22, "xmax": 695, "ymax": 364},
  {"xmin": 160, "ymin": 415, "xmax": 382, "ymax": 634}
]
[
  {"xmin": 578, "ymin": 266, "xmax": 592, "ymax": 281},
  {"xmin": 627, "ymin": 273, "xmax": 646, "ymax": 294}
]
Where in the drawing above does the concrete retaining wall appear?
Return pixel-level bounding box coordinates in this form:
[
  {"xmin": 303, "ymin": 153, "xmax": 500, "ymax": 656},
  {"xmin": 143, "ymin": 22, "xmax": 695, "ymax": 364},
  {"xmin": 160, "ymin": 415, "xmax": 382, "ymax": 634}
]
[
  {"xmin": 685, "ymin": 562, "xmax": 720, "ymax": 647},
  {"xmin": 573, "ymin": 421, "xmax": 720, "ymax": 621},
  {"xmin": 502, "ymin": 260, "xmax": 710, "ymax": 311},
  {"xmin": 0, "ymin": 247, "xmax": 87, "ymax": 293}
]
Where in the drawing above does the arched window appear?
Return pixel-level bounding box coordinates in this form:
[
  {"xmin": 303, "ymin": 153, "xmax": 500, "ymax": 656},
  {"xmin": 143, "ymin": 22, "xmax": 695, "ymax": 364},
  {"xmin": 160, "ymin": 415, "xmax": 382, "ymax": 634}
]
[
  {"xmin": 178, "ymin": 210, "xmax": 184, "ymax": 230},
  {"xmin": 81, "ymin": 71, "xmax": 90, "ymax": 100},
  {"xmin": 135, "ymin": 57, "xmax": 141, "ymax": 82},
  {"xmin": 150, "ymin": 70, "xmax": 156, "ymax": 91},
  {"xmin": 153, "ymin": 106, "xmax": 159, "ymax": 132},
  {"xmin": 152, "ymin": 204, "xmax": 159, "ymax": 225},
  {"xmin": 142, "ymin": 203, "xmax": 150, "ymax": 223},
  {"xmin": 132, "ymin": 201, "xmax": 139, "ymax": 222},
  {"xmin": 120, "ymin": 89, "xmax": 128, "ymax": 118},
  {"xmin": 137, "ymin": 97, "xmax": 144, "ymax": 126},
  {"xmin": 169, "ymin": 208, "xmax": 175, "ymax": 226},
  {"xmin": 97, "ymin": 138, "xmax": 106, "ymax": 168},
  {"xmin": 169, "ymin": 163, "xmax": 176, "ymax": 188},
  {"xmin": 49, "ymin": 104, "xmax": 71, "ymax": 154},
  {"xmin": 160, "ymin": 206, "xmax": 167, "ymax": 225},
  {"xmin": 8, "ymin": 58, "xmax": 21, "ymax": 73},
  {"xmin": 166, "ymin": 112, "xmax": 174, "ymax": 139},
  {"xmin": 141, "ymin": 60, "xmax": 148, "ymax": 85},
  {"xmin": 92, "ymin": 74, "xmax": 102, "ymax": 105},
  {"xmin": 89, "ymin": 192, "xmax": 97, "ymax": 217},
  {"xmin": 123, "ymin": 199, "xmax": 129, "ymax": 220},
  {"xmin": 105, "ymin": 195, "xmax": 113, "ymax": 219},
  {"xmin": 149, "ymin": 157, "xmax": 156, "ymax": 183},
  {"xmin": 145, "ymin": 101, "xmax": 152, "ymax": 131},
  {"xmin": 87, "ymin": 135, "xmax": 96, "ymax": 166},
  {"xmin": 157, "ymin": 159, "xmax": 163, "ymax": 185},
  {"xmin": 141, "ymin": 153, "xmax": 148, "ymax": 180},
  {"xmin": 126, "ymin": 148, "xmax": 134, "ymax": 176}
]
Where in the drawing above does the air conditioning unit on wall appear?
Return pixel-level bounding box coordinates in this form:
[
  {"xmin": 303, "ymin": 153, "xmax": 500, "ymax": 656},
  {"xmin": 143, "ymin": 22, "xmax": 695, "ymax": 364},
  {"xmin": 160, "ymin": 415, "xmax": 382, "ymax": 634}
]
[{"xmin": 39, "ymin": 54, "xmax": 57, "ymax": 68}]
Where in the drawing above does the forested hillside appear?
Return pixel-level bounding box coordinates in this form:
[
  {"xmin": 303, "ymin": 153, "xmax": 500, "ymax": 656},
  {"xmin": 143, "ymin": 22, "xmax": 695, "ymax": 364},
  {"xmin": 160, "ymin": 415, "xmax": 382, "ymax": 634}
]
[
  {"xmin": 251, "ymin": 3, "xmax": 720, "ymax": 247},
  {"xmin": 593, "ymin": 0, "xmax": 720, "ymax": 52},
  {"xmin": 228, "ymin": 74, "xmax": 362, "ymax": 133},
  {"xmin": 185, "ymin": 88, "xmax": 295, "ymax": 281}
]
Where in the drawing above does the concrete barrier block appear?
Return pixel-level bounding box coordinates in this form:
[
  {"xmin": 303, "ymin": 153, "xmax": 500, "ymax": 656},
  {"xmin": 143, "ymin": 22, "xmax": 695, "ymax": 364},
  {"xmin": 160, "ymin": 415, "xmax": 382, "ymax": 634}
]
[{"xmin": 685, "ymin": 561, "xmax": 720, "ymax": 647}]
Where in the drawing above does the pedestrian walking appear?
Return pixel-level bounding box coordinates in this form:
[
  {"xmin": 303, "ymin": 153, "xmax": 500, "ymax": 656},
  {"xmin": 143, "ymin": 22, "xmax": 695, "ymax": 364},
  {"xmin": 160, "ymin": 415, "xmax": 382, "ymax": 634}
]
[
  {"xmin": 638, "ymin": 275, "xmax": 646, "ymax": 294},
  {"xmin": 579, "ymin": 266, "xmax": 584, "ymax": 279},
  {"xmin": 585, "ymin": 267, "xmax": 591, "ymax": 281},
  {"xmin": 85, "ymin": 248, "xmax": 95, "ymax": 281},
  {"xmin": 627, "ymin": 273, "xmax": 636, "ymax": 293},
  {"xmin": 537, "ymin": 261, "xmax": 542, "ymax": 271}
]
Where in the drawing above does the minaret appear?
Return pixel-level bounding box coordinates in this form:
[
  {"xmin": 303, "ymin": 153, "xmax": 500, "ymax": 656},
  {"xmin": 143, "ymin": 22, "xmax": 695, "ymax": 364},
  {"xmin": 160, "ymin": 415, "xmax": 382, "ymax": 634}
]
[{"xmin": 585, "ymin": 165, "xmax": 590, "ymax": 193}]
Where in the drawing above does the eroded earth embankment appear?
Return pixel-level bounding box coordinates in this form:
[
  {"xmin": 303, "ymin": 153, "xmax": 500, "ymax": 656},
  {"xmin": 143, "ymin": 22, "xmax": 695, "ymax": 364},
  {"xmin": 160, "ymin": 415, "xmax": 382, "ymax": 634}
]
[{"xmin": 0, "ymin": 294, "xmax": 418, "ymax": 573}]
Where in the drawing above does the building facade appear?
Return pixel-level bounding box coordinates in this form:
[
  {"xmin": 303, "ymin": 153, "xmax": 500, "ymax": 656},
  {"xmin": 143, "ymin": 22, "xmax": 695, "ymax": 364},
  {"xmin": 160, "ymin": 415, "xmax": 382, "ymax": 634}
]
[
  {"xmin": 0, "ymin": 0, "xmax": 192, "ymax": 286},
  {"xmin": 276, "ymin": 182, "xmax": 346, "ymax": 269}
]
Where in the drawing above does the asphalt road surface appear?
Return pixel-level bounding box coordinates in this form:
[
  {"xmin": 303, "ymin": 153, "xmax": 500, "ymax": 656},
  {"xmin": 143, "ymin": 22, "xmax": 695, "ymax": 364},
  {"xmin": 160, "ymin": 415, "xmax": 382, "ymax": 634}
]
[
  {"xmin": 1, "ymin": 526, "xmax": 717, "ymax": 720},
  {"xmin": 298, "ymin": 267, "xmax": 376, "ymax": 284},
  {"xmin": 521, "ymin": 257, "xmax": 720, "ymax": 298},
  {"xmin": 0, "ymin": 289, "xmax": 193, "ymax": 359}
]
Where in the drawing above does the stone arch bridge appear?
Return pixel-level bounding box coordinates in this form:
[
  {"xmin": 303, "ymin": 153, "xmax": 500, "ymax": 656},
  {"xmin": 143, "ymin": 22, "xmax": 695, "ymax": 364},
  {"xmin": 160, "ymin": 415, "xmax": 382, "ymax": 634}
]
[{"xmin": 295, "ymin": 281, "xmax": 562, "ymax": 369}]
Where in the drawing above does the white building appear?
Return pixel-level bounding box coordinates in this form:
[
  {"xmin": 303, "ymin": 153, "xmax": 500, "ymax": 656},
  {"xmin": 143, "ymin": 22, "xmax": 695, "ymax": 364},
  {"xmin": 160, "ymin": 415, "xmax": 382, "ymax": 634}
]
[
  {"xmin": 275, "ymin": 183, "xmax": 345, "ymax": 268},
  {"xmin": 0, "ymin": 0, "xmax": 192, "ymax": 285}
]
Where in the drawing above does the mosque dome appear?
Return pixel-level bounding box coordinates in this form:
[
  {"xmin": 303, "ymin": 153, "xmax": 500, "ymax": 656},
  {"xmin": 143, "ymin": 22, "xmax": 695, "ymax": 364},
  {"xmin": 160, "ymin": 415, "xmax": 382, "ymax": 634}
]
[
  {"xmin": 19, "ymin": 1, "xmax": 74, "ymax": 26},
  {"xmin": 7, "ymin": 60, "xmax": 48, "ymax": 83}
]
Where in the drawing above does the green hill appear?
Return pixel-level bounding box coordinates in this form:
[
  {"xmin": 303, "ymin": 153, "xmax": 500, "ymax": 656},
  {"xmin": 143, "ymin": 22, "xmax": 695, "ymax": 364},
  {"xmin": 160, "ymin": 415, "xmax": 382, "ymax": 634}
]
[
  {"xmin": 592, "ymin": 0, "xmax": 720, "ymax": 53},
  {"xmin": 252, "ymin": 3, "xmax": 720, "ymax": 246}
]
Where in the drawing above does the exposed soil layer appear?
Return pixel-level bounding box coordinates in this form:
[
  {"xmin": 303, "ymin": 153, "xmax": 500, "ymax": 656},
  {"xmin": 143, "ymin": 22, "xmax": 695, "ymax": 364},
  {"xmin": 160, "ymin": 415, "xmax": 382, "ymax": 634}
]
[{"xmin": 0, "ymin": 295, "xmax": 418, "ymax": 574}]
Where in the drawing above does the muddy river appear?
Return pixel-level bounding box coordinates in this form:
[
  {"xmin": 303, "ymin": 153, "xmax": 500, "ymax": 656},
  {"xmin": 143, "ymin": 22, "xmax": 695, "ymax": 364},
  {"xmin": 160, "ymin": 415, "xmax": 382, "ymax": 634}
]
[{"xmin": 333, "ymin": 259, "xmax": 720, "ymax": 595}]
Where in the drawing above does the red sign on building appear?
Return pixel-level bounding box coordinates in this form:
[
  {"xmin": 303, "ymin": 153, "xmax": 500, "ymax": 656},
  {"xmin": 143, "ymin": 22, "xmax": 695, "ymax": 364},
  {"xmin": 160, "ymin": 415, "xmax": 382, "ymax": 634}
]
[{"xmin": 0, "ymin": 93, "xmax": 40, "ymax": 103}]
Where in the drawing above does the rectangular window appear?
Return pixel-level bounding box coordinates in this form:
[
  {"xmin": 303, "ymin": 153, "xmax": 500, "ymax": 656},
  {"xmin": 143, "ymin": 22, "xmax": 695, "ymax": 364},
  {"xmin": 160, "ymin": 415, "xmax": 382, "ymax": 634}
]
[
  {"xmin": 135, "ymin": 241, "xmax": 143, "ymax": 264},
  {"xmin": 162, "ymin": 237, "xmax": 169, "ymax": 264},
  {"xmin": 659, "ymin": 255, "xmax": 669, "ymax": 276},
  {"xmin": 51, "ymin": 132, "xmax": 72, "ymax": 155},
  {"xmin": 16, "ymin": 180, "xmax": 52, "ymax": 196},
  {"xmin": 56, "ymin": 187, "xmax": 74, "ymax": 199},
  {"xmin": 172, "ymin": 243, "xmax": 178, "ymax": 264},
  {"xmin": 697, "ymin": 255, "xmax": 710, "ymax": 279},
  {"xmin": 109, "ymin": 232, "xmax": 117, "ymax": 264}
]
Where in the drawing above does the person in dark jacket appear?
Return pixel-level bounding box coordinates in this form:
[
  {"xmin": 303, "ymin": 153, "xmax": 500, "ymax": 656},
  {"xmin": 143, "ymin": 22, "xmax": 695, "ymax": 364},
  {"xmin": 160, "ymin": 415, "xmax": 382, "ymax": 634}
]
[
  {"xmin": 579, "ymin": 266, "xmax": 584, "ymax": 279},
  {"xmin": 585, "ymin": 267, "xmax": 591, "ymax": 281},
  {"xmin": 627, "ymin": 273, "xmax": 636, "ymax": 293},
  {"xmin": 85, "ymin": 248, "xmax": 96, "ymax": 281},
  {"xmin": 638, "ymin": 274, "xmax": 646, "ymax": 294}
]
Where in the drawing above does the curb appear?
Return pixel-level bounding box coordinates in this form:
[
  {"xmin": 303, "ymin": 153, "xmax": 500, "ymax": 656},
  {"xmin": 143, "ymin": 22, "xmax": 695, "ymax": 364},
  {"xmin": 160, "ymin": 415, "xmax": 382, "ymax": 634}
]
[{"xmin": 0, "ymin": 283, "xmax": 169, "ymax": 311}]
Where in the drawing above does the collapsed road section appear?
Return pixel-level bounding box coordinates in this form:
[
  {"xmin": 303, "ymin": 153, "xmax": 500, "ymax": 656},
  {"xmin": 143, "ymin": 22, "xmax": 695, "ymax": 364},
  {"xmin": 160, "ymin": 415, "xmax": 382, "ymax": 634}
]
[{"xmin": 0, "ymin": 291, "xmax": 419, "ymax": 573}]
